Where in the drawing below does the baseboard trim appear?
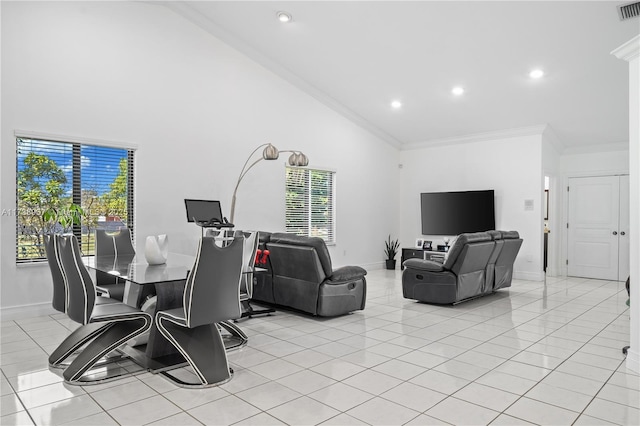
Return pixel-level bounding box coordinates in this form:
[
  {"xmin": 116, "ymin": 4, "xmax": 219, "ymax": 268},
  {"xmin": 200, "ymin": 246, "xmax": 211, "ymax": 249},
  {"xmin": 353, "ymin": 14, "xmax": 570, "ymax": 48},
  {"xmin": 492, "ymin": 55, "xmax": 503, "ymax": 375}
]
[
  {"xmin": 515, "ymin": 270, "xmax": 543, "ymax": 281},
  {"xmin": 0, "ymin": 302, "xmax": 56, "ymax": 321},
  {"xmin": 358, "ymin": 261, "xmax": 386, "ymax": 271},
  {"xmin": 545, "ymin": 266, "xmax": 560, "ymax": 277},
  {"xmin": 626, "ymin": 348, "xmax": 640, "ymax": 374}
]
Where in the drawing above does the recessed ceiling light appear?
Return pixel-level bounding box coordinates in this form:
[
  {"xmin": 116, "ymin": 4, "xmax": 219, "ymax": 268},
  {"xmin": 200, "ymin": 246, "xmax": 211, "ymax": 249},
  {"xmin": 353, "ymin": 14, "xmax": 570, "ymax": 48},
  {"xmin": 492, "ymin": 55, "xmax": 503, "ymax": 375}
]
[
  {"xmin": 529, "ymin": 69, "xmax": 544, "ymax": 79},
  {"xmin": 451, "ymin": 86, "xmax": 465, "ymax": 96},
  {"xmin": 277, "ymin": 11, "xmax": 292, "ymax": 23},
  {"xmin": 391, "ymin": 100, "xmax": 402, "ymax": 109}
]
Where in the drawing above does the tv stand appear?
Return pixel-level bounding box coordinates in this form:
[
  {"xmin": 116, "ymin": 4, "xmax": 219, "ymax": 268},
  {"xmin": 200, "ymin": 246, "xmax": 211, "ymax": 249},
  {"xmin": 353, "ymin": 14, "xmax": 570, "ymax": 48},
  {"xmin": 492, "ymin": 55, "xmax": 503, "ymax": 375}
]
[{"xmin": 401, "ymin": 248, "xmax": 446, "ymax": 269}]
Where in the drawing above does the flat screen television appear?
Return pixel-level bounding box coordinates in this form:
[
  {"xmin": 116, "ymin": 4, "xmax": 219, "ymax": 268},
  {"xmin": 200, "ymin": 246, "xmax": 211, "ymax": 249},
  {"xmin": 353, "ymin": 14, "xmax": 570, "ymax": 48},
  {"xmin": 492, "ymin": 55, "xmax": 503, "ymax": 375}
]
[
  {"xmin": 184, "ymin": 199, "xmax": 223, "ymax": 223},
  {"xmin": 421, "ymin": 190, "xmax": 495, "ymax": 235}
]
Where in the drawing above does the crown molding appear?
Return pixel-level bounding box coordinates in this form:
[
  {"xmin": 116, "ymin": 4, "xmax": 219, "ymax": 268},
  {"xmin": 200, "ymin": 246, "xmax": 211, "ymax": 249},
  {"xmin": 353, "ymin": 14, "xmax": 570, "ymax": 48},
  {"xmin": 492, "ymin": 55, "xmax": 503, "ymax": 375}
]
[
  {"xmin": 401, "ymin": 125, "xmax": 547, "ymax": 151},
  {"xmin": 611, "ymin": 35, "xmax": 640, "ymax": 62},
  {"xmin": 160, "ymin": 2, "xmax": 403, "ymax": 149}
]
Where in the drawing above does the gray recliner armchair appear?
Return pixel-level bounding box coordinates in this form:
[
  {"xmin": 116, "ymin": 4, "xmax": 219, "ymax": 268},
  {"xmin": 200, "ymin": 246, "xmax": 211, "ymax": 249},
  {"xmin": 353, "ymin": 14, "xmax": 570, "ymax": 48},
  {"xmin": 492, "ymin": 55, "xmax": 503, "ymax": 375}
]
[
  {"xmin": 403, "ymin": 231, "xmax": 521, "ymax": 305},
  {"xmin": 259, "ymin": 233, "xmax": 367, "ymax": 317}
]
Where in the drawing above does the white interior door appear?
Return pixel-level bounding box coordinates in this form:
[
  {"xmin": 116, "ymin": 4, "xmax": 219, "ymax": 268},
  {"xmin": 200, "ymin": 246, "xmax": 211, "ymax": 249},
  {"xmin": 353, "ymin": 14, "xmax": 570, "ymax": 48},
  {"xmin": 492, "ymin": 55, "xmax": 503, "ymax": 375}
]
[
  {"xmin": 619, "ymin": 175, "xmax": 630, "ymax": 281},
  {"xmin": 568, "ymin": 176, "xmax": 620, "ymax": 280}
]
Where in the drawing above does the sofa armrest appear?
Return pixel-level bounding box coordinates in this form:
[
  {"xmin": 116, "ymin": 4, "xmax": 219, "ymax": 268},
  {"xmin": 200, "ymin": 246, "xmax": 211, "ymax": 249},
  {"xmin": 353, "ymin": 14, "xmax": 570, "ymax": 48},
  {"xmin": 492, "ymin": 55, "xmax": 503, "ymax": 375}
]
[
  {"xmin": 328, "ymin": 266, "xmax": 367, "ymax": 283},
  {"xmin": 403, "ymin": 258, "xmax": 445, "ymax": 272}
]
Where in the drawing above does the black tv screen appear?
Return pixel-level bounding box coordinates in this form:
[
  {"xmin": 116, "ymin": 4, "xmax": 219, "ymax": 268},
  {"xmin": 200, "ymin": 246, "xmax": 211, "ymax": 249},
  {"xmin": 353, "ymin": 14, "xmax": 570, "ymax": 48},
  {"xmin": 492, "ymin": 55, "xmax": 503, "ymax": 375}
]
[
  {"xmin": 421, "ymin": 190, "xmax": 495, "ymax": 235},
  {"xmin": 184, "ymin": 199, "xmax": 223, "ymax": 223}
]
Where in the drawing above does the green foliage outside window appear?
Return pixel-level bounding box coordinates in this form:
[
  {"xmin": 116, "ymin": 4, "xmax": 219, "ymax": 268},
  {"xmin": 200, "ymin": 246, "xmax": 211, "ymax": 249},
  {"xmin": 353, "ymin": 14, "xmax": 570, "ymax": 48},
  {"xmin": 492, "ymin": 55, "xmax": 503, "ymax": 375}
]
[
  {"xmin": 16, "ymin": 137, "xmax": 133, "ymax": 261},
  {"xmin": 17, "ymin": 152, "xmax": 68, "ymax": 258},
  {"xmin": 285, "ymin": 167, "xmax": 335, "ymax": 243}
]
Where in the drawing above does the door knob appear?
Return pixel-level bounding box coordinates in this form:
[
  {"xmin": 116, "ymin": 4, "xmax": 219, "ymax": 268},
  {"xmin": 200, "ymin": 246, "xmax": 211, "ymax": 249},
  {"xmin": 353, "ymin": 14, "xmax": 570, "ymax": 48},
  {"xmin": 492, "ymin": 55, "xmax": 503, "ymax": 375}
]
[
  {"xmin": 621, "ymin": 231, "xmax": 626, "ymax": 236},
  {"xmin": 612, "ymin": 231, "xmax": 618, "ymax": 235}
]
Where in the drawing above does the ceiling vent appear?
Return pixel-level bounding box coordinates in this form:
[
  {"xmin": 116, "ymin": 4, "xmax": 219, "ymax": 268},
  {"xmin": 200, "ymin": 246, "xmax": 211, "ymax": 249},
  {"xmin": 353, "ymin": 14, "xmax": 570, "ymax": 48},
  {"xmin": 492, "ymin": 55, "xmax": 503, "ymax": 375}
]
[{"xmin": 618, "ymin": 1, "xmax": 640, "ymax": 20}]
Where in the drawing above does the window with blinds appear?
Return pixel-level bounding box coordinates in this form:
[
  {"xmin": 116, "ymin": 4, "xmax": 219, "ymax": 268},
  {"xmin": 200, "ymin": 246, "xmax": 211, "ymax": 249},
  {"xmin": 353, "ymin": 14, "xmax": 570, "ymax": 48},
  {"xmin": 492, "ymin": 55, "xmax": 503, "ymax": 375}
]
[
  {"xmin": 16, "ymin": 137, "xmax": 135, "ymax": 262},
  {"xmin": 285, "ymin": 166, "xmax": 335, "ymax": 243}
]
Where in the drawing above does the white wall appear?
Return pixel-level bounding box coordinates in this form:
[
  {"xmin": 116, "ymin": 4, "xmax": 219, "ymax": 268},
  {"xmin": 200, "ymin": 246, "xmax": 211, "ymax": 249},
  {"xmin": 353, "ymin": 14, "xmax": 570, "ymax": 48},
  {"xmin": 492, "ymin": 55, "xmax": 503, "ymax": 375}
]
[
  {"xmin": 399, "ymin": 134, "xmax": 543, "ymax": 281},
  {"xmin": 0, "ymin": 1, "xmax": 399, "ymax": 312},
  {"xmin": 560, "ymin": 150, "xmax": 629, "ymax": 176}
]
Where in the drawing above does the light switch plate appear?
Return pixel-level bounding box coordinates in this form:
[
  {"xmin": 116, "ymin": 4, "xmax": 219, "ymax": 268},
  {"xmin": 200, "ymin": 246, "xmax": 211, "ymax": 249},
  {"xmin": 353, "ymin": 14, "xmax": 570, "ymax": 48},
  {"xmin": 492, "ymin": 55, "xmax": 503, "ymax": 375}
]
[{"xmin": 524, "ymin": 199, "xmax": 534, "ymax": 211}]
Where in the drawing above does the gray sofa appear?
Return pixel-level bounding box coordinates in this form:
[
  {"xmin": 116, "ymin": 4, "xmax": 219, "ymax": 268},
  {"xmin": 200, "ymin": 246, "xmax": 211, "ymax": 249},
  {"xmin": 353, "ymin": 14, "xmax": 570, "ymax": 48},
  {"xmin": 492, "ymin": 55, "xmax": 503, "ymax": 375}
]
[
  {"xmin": 252, "ymin": 232, "xmax": 367, "ymax": 316},
  {"xmin": 402, "ymin": 231, "xmax": 522, "ymax": 304}
]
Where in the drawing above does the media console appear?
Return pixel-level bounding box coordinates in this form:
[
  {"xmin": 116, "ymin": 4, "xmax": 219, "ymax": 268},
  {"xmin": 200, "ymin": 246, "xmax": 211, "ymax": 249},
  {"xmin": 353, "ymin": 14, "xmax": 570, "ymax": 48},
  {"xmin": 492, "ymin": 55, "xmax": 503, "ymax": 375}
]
[{"xmin": 400, "ymin": 248, "xmax": 446, "ymax": 269}]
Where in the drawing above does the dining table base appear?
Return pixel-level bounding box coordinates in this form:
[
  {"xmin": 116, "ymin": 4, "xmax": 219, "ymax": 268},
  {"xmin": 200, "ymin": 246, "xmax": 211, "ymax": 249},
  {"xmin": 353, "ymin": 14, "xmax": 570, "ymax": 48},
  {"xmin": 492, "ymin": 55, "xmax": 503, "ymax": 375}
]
[{"xmin": 121, "ymin": 323, "xmax": 249, "ymax": 374}]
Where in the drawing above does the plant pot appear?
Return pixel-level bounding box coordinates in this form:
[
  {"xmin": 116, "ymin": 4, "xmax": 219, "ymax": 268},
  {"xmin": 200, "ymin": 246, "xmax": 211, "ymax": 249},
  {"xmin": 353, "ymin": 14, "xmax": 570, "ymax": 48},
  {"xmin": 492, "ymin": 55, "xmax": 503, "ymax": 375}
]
[{"xmin": 385, "ymin": 259, "xmax": 396, "ymax": 270}]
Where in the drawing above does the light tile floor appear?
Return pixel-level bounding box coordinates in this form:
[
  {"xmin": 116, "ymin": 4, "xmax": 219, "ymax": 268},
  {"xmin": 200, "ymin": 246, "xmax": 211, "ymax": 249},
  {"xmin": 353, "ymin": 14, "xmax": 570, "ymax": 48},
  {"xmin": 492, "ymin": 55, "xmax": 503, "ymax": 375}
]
[{"xmin": 1, "ymin": 270, "xmax": 638, "ymax": 425}]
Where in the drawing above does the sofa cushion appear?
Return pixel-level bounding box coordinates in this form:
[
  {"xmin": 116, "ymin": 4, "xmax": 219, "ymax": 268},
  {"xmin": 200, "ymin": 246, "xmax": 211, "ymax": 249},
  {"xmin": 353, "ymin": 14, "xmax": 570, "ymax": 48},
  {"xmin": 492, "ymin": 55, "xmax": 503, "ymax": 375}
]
[
  {"xmin": 501, "ymin": 230, "xmax": 520, "ymax": 239},
  {"xmin": 270, "ymin": 233, "xmax": 333, "ymax": 277},
  {"xmin": 487, "ymin": 230, "xmax": 502, "ymax": 240},
  {"xmin": 403, "ymin": 259, "xmax": 445, "ymax": 272},
  {"xmin": 329, "ymin": 266, "xmax": 367, "ymax": 283}
]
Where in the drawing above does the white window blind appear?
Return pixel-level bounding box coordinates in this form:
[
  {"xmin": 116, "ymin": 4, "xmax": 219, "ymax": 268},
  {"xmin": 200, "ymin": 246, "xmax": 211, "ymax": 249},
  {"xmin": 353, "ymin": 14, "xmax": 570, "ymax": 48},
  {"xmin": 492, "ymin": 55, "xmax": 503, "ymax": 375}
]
[
  {"xmin": 285, "ymin": 166, "xmax": 335, "ymax": 243},
  {"xmin": 16, "ymin": 137, "xmax": 135, "ymax": 262}
]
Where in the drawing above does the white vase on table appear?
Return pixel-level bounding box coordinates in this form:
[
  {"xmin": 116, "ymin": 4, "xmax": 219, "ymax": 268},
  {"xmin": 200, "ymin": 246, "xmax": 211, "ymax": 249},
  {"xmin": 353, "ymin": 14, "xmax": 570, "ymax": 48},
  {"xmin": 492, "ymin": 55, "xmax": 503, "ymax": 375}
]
[{"xmin": 144, "ymin": 234, "xmax": 168, "ymax": 265}]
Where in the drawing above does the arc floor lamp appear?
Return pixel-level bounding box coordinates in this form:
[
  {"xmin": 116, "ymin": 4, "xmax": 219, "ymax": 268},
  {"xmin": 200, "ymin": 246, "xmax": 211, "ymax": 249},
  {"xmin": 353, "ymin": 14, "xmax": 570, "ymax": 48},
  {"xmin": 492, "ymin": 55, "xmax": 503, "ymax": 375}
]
[{"xmin": 229, "ymin": 143, "xmax": 309, "ymax": 223}]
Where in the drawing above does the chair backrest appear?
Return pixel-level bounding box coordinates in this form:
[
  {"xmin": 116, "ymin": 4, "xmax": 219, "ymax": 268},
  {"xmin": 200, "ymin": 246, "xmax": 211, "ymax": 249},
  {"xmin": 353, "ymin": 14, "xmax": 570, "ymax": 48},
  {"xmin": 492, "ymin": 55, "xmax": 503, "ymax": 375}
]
[
  {"xmin": 95, "ymin": 228, "xmax": 135, "ymax": 257},
  {"xmin": 443, "ymin": 232, "xmax": 493, "ymax": 271},
  {"xmin": 267, "ymin": 244, "xmax": 327, "ymax": 284},
  {"xmin": 43, "ymin": 234, "xmax": 67, "ymax": 313},
  {"xmin": 57, "ymin": 235, "xmax": 96, "ymax": 325},
  {"xmin": 183, "ymin": 236, "xmax": 244, "ymax": 328},
  {"xmin": 234, "ymin": 230, "xmax": 259, "ymax": 299},
  {"xmin": 494, "ymin": 231, "xmax": 523, "ymax": 290},
  {"xmin": 269, "ymin": 233, "xmax": 333, "ymax": 277},
  {"xmin": 485, "ymin": 231, "xmax": 504, "ymax": 294},
  {"xmin": 442, "ymin": 232, "xmax": 495, "ymax": 300}
]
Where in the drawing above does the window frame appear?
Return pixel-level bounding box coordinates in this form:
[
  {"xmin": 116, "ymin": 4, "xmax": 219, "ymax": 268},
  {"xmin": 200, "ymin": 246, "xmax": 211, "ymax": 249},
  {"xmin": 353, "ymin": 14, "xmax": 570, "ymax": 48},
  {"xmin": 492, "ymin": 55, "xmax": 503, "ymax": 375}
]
[
  {"xmin": 15, "ymin": 132, "xmax": 136, "ymax": 263},
  {"xmin": 285, "ymin": 165, "xmax": 336, "ymax": 245}
]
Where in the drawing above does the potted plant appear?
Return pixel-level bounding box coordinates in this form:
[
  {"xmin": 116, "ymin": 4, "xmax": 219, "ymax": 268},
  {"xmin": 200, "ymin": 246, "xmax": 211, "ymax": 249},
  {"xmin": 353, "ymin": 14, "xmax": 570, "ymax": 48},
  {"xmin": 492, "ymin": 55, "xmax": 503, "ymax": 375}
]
[{"xmin": 384, "ymin": 235, "xmax": 400, "ymax": 270}]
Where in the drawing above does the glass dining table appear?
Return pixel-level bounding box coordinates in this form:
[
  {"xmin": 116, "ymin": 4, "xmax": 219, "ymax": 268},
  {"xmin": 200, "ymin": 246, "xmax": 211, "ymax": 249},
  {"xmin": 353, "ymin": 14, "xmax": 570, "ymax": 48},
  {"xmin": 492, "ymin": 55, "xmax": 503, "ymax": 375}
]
[
  {"xmin": 83, "ymin": 253, "xmax": 249, "ymax": 373},
  {"xmin": 84, "ymin": 252, "xmax": 193, "ymax": 307}
]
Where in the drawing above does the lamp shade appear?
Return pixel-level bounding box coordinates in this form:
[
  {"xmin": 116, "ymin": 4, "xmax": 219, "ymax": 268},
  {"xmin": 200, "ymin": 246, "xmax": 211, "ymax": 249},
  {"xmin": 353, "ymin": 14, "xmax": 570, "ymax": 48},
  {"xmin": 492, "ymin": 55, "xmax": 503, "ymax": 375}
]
[
  {"xmin": 262, "ymin": 143, "xmax": 279, "ymax": 160},
  {"xmin": 288, "ymin": 152, "xmax": 309, "ymax": 167}
]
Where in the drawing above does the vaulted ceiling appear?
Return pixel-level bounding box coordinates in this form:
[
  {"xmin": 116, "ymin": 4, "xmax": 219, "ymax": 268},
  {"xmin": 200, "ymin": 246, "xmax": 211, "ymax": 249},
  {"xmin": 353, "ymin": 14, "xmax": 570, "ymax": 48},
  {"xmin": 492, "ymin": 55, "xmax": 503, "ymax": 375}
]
[{"xmin": 164, "ymin": 1, "xmax": 639, "ymax": 152}]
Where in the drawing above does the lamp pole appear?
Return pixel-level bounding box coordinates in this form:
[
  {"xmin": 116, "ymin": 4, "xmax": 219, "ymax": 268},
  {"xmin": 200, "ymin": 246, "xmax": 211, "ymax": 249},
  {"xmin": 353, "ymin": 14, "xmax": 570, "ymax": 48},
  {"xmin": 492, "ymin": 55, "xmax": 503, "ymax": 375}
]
[
  {"xmin": 230, "ymin": 144, "xmax": 274, "ymax": 223},
  {"xmin": 229, "ymin": 143, "xmax": 308, "ymax": 224}
]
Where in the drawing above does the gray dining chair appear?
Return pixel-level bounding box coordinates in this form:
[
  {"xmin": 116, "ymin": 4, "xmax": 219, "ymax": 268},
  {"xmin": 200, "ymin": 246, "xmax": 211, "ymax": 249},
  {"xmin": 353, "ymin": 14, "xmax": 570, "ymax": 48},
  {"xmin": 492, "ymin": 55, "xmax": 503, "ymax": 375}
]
[
  {"xmin": 56, "ymin": 234, "xmax": 152, "ymax": 385},
  {"xmin": 43, "ymin": 234, "xmax": 68, "ymax": 313},
  {"xmin": 95, "ymin": 228, "xmax": 136, "ymax": 256},
  {"xmin": 44, "ymin": 234, "xmax": 118, "ymax": 370},
  {"xmin": 203, "ymin": 230, "xmax": 254, "ymax": 348},
  {"xmin": 94, "ymin": 228, "xmax": 136, "ymax": 301},
  {"xmin": 155, "ymin": 235, "xmax": 244, "ymax": 387}
]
